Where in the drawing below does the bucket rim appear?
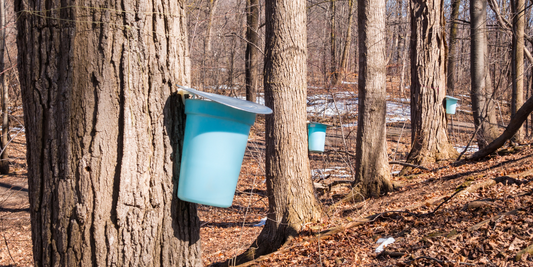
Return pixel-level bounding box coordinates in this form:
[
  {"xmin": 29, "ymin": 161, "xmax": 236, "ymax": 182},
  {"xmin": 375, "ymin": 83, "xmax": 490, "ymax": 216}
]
[
  {"xmin": 445, "ymin": 95, "xmax": 459, "ymax": 101},
  {"xmin": 177, "ymin": 85, "xmax": 273, "ymax": 114}
]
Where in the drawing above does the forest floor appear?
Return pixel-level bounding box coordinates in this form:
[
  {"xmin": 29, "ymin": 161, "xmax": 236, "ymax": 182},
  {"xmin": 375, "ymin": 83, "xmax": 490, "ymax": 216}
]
[{"xmin": 0, "ymin": 88, "xmax": 532, "ymax": 266}]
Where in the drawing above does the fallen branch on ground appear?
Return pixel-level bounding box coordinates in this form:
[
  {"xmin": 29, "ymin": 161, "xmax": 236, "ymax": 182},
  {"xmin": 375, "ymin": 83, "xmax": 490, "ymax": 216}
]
[
  {"xmin": 389, "ymin": 161, "xmax": 430, "ymax": 171},
  {"xmin": 469, "ymin": 95, "xmax": 533, "ymax": 160},
  {"xmin": 468, "ymin": 208, "xmax": 523, "ymax": 231}
]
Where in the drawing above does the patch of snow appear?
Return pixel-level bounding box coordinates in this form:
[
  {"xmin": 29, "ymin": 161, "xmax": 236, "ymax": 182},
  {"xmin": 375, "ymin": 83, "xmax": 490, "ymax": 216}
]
[{"xmin": 455, "ymin": 145, "xmax": 479, "ymax": 153}]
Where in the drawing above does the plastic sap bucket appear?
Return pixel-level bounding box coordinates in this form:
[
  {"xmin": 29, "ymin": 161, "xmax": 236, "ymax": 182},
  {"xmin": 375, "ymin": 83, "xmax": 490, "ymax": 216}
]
[
  {"xmin": 178, "ymin": 99, "xmax": 256, "ymax": 208},
  {"xmin": 445, "ymin": 96, "xmax": 459, "ymax": 115},
  {"xmin": 308, "ymin": 122, "xmax": 327, "ymax": 152}
]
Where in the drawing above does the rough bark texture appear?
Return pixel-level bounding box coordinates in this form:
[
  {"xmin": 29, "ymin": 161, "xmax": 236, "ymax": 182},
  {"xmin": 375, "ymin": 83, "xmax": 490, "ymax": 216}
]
[
  {"xmin": 235, "ymin": 0, "xmax": 322, "ymax": 263},
  {"xmin": 355, "ymin": 0, "xmax": 392, "ymax": 197},
  {"xmin": 470, "ymin": 0, "xmax": 499, "ymax": 149},
  {"xmin": 245, "ymin": 0, "xmax": 259, "ymax": 102},
  {"xmin": 511, "ymin": 0, "xmax": 525, "ymax": 142},
  {"xmin": 446, "ymin": 0, "xmax": 461, "ymax": 95},
  {"xmin": 0, "ymin": 0, "xmax": 8, "ymax": 175},
  {"xmin": 407, "ymin": 0, "xmax": 458, "ymax": 166},
  {"xmin": 16, "ymin": 0, "xmax": 202, "ymax": 266}
]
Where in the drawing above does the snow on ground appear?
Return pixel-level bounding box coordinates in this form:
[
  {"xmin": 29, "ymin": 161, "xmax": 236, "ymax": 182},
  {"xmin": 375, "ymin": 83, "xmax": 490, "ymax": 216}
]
[
  {"xmin": 312, "ymin": 166, "xmax": 352, "ymax": 179},
  {"xmin": 307, "ymin": 91, "xmax": 410, "ymax": 123},
  {"xmin": 454, "ymin": 145, "xmax": 479, "ymax": 153}
]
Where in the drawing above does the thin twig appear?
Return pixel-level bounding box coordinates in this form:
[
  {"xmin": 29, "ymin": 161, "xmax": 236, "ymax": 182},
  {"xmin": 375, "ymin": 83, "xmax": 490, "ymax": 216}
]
[
  {"xmin": 429, "ymin": 188, "xmax": 464, "ymax": 215},
  {"xmin": 2, "ymin": 222, "xmax": 15, "ymax": 264}
]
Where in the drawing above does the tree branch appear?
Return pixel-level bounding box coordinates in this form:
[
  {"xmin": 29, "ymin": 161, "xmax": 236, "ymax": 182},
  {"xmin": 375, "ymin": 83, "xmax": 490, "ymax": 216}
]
[{"xmin": 469, "ymin": 94, "xmax": 533, "ymax": 160}]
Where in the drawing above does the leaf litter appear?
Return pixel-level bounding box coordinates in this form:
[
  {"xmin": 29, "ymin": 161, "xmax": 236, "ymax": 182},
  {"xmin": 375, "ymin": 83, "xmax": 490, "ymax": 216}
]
[{"xmin": 0, "ymin": 112, "xmax": 532, "ymax": 267}]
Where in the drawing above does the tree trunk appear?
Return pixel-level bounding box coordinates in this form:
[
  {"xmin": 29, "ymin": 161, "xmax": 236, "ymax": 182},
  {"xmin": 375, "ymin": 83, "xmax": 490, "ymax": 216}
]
[
  {"xmin": 202, "ymin": 0, "xmax": 219, "ymax": 92},
  {"xmin": 330, "ymin": 0, "xmax": 338, "ymax": 85},
  {"xmin": 355, "ymin": 0, "xmax": 392, "ymax": 197},
  {"xmin": 338, "ymin": 0, "xmax": 354, "ymax": 84},
  {"xmin": 16, "ymin": 1, "xmax": 202, "ymax": 266},
  {"xmin": 511, "ymin": 0, "xmax": 525, "ymax": 142},
  {"xmin": 234, "ymin": 0, "xmax": 322, "ymax": 263},
  {"xmin": 0, "ymin": 0, "xmax": 8, "ymax": 175},
  {"xmin": 447, "ymin": 0, "xmax": 461, "ymax": 95},
  {"xmin": 406, "ymin": 0, "xmax": 458, "ymax": 167},
  {"xmin": 471, "ymin": 0, "xmax": 499, "ymax": 149},
  {"xmin": 245, "ymin": 0, "xmax": 260, "ymax": 102}
]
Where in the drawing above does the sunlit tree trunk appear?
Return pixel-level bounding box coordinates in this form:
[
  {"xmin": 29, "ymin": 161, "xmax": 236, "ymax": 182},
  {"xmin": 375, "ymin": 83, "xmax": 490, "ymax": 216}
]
[
  {"xmin": 355, "ymin": 0, "xmax": 392, "ymax": 196},
  {"xmin": 0, "ymin": 0, "xmax": 8, "ymax": 174},
  {"xmin": 233, "ymin": 0, "xmax": 322, "ymax": 264},
  {"xmin": 511, "ymin": 0, "xmax": 525, "ymax": 142},
  {"xmin": 471, "ymin": 0, "xmax": 499, "ymax": 148},
  {"xmin": 406, "ymin": 0, "xmax": 458, "ymax": 167},
  {"xmin": 16, "ymin": 0, "xmax": 201, "ymax": 265}
]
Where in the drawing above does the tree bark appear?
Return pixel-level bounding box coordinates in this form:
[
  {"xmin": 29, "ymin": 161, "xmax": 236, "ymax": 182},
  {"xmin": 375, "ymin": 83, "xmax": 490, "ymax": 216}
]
[
  {"xmin": 471, "ymin": 0, "xmax": 499, "ymax": 149},
  {"xmin": 234, "ymin": 0, "xmax": 322, "ymax": 263},
  {"xmin": 406, "ymin": 0, "xmax": 458, "ymax": 167},
  {"xmin": 447, "ymin": 0, "xmax": 461, "ymax": 95},
  {"xmin": 202, "ymin": 0, "xmax": 219, "ymax": 92},
  {"xmin": 330, "ymin": 0, "xmax": 338, "ymax": 85},
  {"xmin": 16, "ymin": 0, "xmax": 202, "ymax": 266},
  {"xmin": 511, "ymin": 0, "xmax": 525, "ymax": 142},
  {"xmin": 0, "ymin": 0, "xmax": 8, "ymax": 174},
  {"xmin": 338, "ymin": 0, "xmax": 354, "ymax": 84},
  {"xmin": 355, "ymin": 0, "xmax": 392, "ymax": 197},
  {"xmin": 245, "ymin": 0, "xmax": 260, "ymax": 102}
]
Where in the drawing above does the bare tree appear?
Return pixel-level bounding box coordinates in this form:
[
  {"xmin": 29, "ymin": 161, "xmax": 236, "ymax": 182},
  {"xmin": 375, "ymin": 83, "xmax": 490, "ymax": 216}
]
[
  {"xmin": 354, "ymin": 0, "xmax": 392, "ymax": 197},
  {"xmin": 330, "ymin": 0, "xmax": 338, "ymax": 85},
  {"xmin": 0, "ymin": 0, "xmax": 8, "ymax": 174},
  {"xmin": 405, "ymin": 0, "xmax": 458, "ymax": 167},
  {"xmin": 511, "ymin": 0, "xmax": 525, "ymax": 142},
  {"xmin": 202, "ymin": 0, "xmax": 219, "ymax": 91},
  {"xmin": 338, "ymin": 0, "xmax": 354, "ymax": 84},
  {"xmin": 471, "ymin": 0, "xmax": 499, "ymax": 149},
  {"xmin": 245, "ymin": 0, "xmax": 260, "ymax": 102},
  {"xmin": 16, "ymin": 0, "xmax": 202, "ymax": 265},
  {"xmin": 447, "ymin": 0, "xmax": 461, "ymax": 96},
  {"xmin": 232, "ymin": 0, "xmax": 322, "ymax": 264}
]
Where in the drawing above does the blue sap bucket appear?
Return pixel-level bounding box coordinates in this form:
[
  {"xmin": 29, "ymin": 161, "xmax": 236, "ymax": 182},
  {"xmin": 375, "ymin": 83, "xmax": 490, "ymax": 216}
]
[
  {"xmin": 445, "ymin": 96, "xmax": 459, "ymax": 114},
  {"xmin": 178, "ymin": 99, "xmax": 256, "ymax": 208},
  {"xmin": 308, "ymin": 122, "xmax": 328, "ymax": 152}
]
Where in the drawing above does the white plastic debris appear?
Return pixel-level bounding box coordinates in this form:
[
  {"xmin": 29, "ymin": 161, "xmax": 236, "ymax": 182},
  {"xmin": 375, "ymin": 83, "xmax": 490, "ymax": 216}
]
[
  {"xmin": 254, "ymin": 217, "xmax": 267, "ymax": 227},
  {"xmin": 375, "ymin": 237, "xmax": 395, "ymax": 253}
]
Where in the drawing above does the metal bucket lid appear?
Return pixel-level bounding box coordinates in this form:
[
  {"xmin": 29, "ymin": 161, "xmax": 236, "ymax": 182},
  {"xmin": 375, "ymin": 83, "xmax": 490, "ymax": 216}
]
[{"xmin": 177, "ymin": 85, "xmax": 272, "ymax": 115}]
